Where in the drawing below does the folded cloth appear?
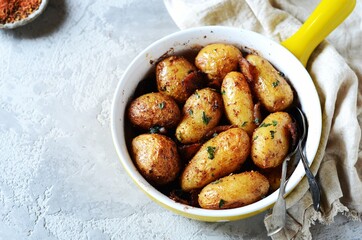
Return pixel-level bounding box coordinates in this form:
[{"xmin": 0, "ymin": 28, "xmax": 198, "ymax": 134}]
[{"xmin": 164, "ymin": 0, "xmax": 362, "ymax": 239}]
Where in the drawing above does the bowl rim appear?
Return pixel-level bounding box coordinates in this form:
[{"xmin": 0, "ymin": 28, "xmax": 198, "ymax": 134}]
[
  {"xmin": 0, "ymin": 0, "xmax": 49, "ymax": 29},
  {"xmin": 111, "ymin": 26, "xmax": 322, "ymax": 221}
]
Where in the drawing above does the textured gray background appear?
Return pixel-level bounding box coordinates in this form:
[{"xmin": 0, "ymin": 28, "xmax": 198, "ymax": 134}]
[{"xmin": 0, "ymin": 0, "xmax": 361, "ymax": 239}]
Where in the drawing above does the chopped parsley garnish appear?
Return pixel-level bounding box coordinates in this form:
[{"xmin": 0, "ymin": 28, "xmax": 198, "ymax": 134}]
[
  {"xmin": 260, "ymin": 121, "xmax": 277, "ymax": 127},
  {"xmin": 158, "ymin": 102, "xmax": 165, "ymax": 109},
  {"xmin": 202, "ymin": 111, "xmax": 212, "ymax": 125},
  {"xmin": 278, "ymin": 71, "xmax": 285, "ymax": 77},
  {"xmin": 241, "ymin": 121, "xmax": 248, "ymax": 127},
  {"xmin": 253, "ymin": 136, "xmax": 259, "ymax": 141},
  {"xmin": 221, "ymin": 90, "xmax": 226, "ymax": 95},
  {"xmin": 212, "ymin": 179, "xmax": 222, "ymax": 185},
  {"xmin": 188, "ymin": 109, "xmax": 193, "ymax": 116},
  {"xmin": 211, "ymin": 179, "xmax": 222, "ymax": 184},
  {"xmin": 219, "ymin": 199, "xmax": 226, "ymax": 208},
  {"xmin": 194, "ymin": 91, "xmax": 200, "ymax": 98},
  {"xmin": 212, "ymin": 132, "xmax": 218, "ymax": 138},
  {"xmin": 272, "ymin": 80, "xmax": 280, "ymax": 88},
  {"xmin": 253, "ymin": 118, "xmax": 260, "ymax": 125},
  {"xmin": 260, "ymin": 122, "xmax": 272, "ymax": 128},
  {"xmin": 206, "ymin": 146, "xmax": 216, "ymax": 159},
  {"xmin": 270, "ymin": 130, "xmax": 276, "ymax": 139},
  {"xmin": 149, "ymin": 126, "xmax": 161, "ymax": 133}
]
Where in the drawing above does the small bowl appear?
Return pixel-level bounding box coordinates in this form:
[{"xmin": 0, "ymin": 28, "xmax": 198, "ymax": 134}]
[
  {"xmin": 111, "ymin": 26, "xmax": 322, "ymax": 222},
  {"xmin": 0, "ymin": 0, "xmax": 49, "ymax": 29}
]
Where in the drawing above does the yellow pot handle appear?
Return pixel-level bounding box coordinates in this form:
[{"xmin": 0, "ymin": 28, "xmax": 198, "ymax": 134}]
[{"xmin": 281, "ymin": 0, "xmax": 356, "ymax": 66}]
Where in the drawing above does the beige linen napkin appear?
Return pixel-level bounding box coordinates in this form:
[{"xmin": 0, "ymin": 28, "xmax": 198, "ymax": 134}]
[{"xmin": 164, "ymin": 0, "xmax": 362, "ymax": 239}]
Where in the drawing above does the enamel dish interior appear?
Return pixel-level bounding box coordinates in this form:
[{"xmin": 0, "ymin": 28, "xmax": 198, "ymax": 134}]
[{"xmin": 111, "ymin": 26, "xmax": 322, "ymax": 221}]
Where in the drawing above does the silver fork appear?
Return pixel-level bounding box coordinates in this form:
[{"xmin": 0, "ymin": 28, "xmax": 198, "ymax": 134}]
[
  {"xmin": 267, "ymin": 145, "xmax": 299, "ymax": 236},
  {"xmin": 296, "ymin": 107, "xmax": 321, "ymax": 212},
  {"xmin": 267, "ymin": 107, "xmax": 321, "ymax": 236}
]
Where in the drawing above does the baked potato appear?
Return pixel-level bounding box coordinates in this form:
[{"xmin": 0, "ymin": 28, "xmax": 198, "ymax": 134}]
[
  {"xmin": 131, "ymin": 133, "xmax": 181, "ymax": 185},
  {"xmin": 128, "ymin": 92, "xmax": 181, "ymax": 130},
  {"xmin": 221, "ymin": 71, "xmax": 256, "ymax": 135},
  {"xmin": 198, "ymin": 171, "xmax": 270, "ymax": 209},
  {"xmin": 156, "ymin": 56, "xmax": 203, "ymax": 104},
  {"xmin": 181, "ymin": 127, "xmax": 250, "ymax": 191},
  {"xmin": 245, "ymin": 54, "xmax": 294, "ymax": 112},
  {"xmin": 195, "ymin": 43, "xmax": 242, "ymax": 87},
  {"xmin": 176, "ymin": 88, "xmax": 223, "ymax": 144},
  {"xmin": 251, "ymin": 112, "xmax": 293, "ymax": 169}
]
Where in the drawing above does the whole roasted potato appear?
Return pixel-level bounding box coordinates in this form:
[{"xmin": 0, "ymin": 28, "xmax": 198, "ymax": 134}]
[
  {"xmin": 176, "ymin": 88, "xmax": 223, "ymax": 144},
  {"xmin": 156, "ymin": 56, "xmax": 203, "ymax": 104},
  {"xmin": 245, "ymin": 54, "xmax": 294, "ymax": 112},
  {"xmin": 195, "ymin": 43, "xmax": 242, "ymax": 87},
  {"xmin": 181, "ymin": 127, "xmax": 250, "ymax": 191},
  {"xmin": 251, "ymin": 112, "xmax": 293, "ymax": 169},
  {"xmin": 132, "ymin": 134, "xmax": 181, "ymax": 185},
  {"xmin": 221, "ymin": 71, "xmax": 256, "ymax": 136},
  {"xmin": 128, "ymin": 92, "xmax": 181, "ymax": 130},
  {"xmin": 198, "ymin": 171, "xmax": 270, "ymax": 209}
]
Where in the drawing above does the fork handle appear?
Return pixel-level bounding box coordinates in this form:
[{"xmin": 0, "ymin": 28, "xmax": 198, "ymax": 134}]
[
  {"xmin": 267, "ymin": 154, "xmax": 292, "ymax": 236},
  {"xmin": 299, "ymin": 144, "xmax": 321, "ymax": 211}
]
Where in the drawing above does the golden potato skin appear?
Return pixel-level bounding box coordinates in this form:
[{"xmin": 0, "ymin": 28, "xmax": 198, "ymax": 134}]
[
  {"xmin": 251, "ymin": 112, "xmax": 293, "ymax": 169},
  {"xmin": 195, "ymin": 43, "xmax": 242, "ymax": 87},
  {"xmin": 181, "ymin": 128, "xmax": 250, "ymax": 191},
  {"xmin": 176, "ymin": 88, "xmax": 223, "ymax": 144},
  {"xmin": 246, "ymin": 54, "xmax": 293, "ymax": 112},
  {"xmin": 156, "ymin": 56, "xmax": 202, "ymax": 104},
  {"xmin": 221, "ymin": 71, "xmax": 256, "ymax": 136},
  {"xmin": 198, "ymin": 171, "xmax": 270, "ymax": 209},
  {"xmin": 128, "ymin": 92, "xmax": 181, "ymax": 130},
  {"xmin": 131, "ymin": 134, "xmax": 181, "ymax": 185}
]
